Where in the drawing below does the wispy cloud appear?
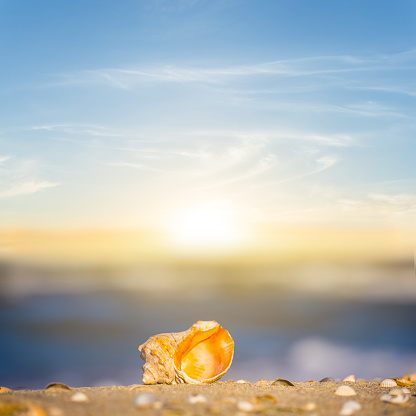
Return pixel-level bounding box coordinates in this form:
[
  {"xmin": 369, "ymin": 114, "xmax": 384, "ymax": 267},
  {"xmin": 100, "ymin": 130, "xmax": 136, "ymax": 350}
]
[
  {"xmin": 31, "ymin": 123, "xmax": 126, "ymax": 138},
  {"xmin": 199, "ymin": 153, "xmax": 278, "ymax": 189},
  {"xmin": 350, "ymin": 85, "xmax": 416, "ymax": 97},
  {"xmin": 194, "ymin": 129, "xmax": 354, "ymax": 147},
  {"xmin": 0, "ymin": 156, "xmax": 11, "ymax": 164},
  {"xmin": 340, "ymin": 193, "xmax": 416, "ymax": 217},
  {"xmin": 104, "ymin": 162, "xmax": 179, "ymax": 174},
  {"xmin": 49, "ymin": 49, "xmax": 416, "ymax": 90},
  {"xmin": 256, "ymin": 154, "xmax": 339, "ymax": 189},
  {"xmin": 50, "ymin": 63, "xmax": 365, "ymax": 89},
  {"xmin": 0, "ymin": 180, "xmax": 60, "ymax": 198},
  {"xmin": 148, "ymin": 0, "xmax": 205, "ymax": 13}
]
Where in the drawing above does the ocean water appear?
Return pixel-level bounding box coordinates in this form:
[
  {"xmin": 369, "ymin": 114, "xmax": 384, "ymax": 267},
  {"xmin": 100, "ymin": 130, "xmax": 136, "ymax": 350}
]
[{"xmin": 1, "ymin": 262, "xmax": 416, "ymax": 389}]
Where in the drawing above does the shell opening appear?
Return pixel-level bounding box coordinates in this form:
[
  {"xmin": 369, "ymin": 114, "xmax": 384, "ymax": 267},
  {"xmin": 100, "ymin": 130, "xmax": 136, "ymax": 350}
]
[{"xmin": 173, "ymin": 325, "xmax": 234, "ymax": 382}]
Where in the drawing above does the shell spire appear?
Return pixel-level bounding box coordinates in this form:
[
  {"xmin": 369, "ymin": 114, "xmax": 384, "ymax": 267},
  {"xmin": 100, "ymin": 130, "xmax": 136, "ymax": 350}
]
[{"xmin": 138, "ymin": 320, "xmax": 234, "ymax": 384}]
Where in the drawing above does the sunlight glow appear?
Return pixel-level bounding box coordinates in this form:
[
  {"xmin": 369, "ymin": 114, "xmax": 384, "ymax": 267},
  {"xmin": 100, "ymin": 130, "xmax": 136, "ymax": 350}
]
[{"xmin": 171, "ymin": 201, "xmax": 243, "ymax": 250}]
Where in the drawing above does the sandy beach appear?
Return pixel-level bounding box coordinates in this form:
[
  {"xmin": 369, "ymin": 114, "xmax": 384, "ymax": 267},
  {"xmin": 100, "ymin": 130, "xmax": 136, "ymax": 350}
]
[{"xmin": 1, "ymin": 379, "xmax": 415, "ymax": 416}]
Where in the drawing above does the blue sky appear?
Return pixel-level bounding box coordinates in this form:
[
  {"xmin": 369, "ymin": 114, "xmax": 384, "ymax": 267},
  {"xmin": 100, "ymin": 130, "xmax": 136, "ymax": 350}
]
[{"xmin": 1, "ymin": 0, "xmax": 415, "ymax": 230}]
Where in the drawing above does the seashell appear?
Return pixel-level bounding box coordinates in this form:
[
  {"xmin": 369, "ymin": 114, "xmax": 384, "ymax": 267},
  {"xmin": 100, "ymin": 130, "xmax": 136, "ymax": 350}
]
[
  {"xmin": 0, "ymin": 386, "xmax": 12, "ymax": 393},
  {"xmin": 401, "ymin": 372, "xmax": 416, "ymax": 382},
  {"xmin": 393, "ymin": 377, "xmax": 414, "ymax": 387},
  {"xmin": 138, "ymin": 320, "xmax": 234, "ymax": 384},
  {"xmin": 320, "ymin": 377, "xmax": 335, "ymax": 383},
  {"xmin": 342, "ymin": 375, "xmax": 355, "ymax": 382},
  {"xmin": 380, "ymin": 388, "xmax": 410, "ymax": 404},
  {"xmin": 334, "ymin": 386, "xmax": 357, "ymax": 396},
  {"xmin": 236, "ymin": 379, "xmax": 250, "ymax": 384},
  {"xmin": 380, "ymin": 378, "xmax": 397, "ymax": 387},
  {"xmin": 339, "ymin": 400, "xmax": 361, "ymax": 416},
  {"xmin": 70, "ymin": 392, "xmax": 89, "ymax": 402},
  {"xmin": 253, "ymin": 394, "xmax": 277, "ymax": 405},
  {"xmin": 128, "ymin": 384, "xmax": 147, "ymax": 391},
  {"xmin": 133, "ymin": 393, "xmax": 163, "ymax": 409},
  {"xmin": 187, "ymin": 394, "xmax": 207, "ymax": 404},
  {"xmin": 44, "ymin": 382, "xmax": 72, "ymax": 391},
  {"xmin": 272, "ymin": 378, "xmax": 295, "ymax": 387},
  {"xmin": 237, "ymin": 401, "xmax": 254, "ymax": 412}
]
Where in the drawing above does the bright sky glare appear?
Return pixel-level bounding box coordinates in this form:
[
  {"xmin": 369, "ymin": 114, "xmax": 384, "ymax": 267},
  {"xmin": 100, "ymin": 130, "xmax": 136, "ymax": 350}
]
[
  {"xmin": 0, "ymin": 0, "xmax": 415, "ymax": 232},
  {"xmin": 170, "ymin": 200, "xmax": 243, "ymax": 250}
]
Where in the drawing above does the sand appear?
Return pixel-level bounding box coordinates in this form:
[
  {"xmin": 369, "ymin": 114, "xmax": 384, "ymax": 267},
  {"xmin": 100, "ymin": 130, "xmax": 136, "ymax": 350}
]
[{"xmin": 0, "ymin": 379, "xmax": 415, "ymax": 416}]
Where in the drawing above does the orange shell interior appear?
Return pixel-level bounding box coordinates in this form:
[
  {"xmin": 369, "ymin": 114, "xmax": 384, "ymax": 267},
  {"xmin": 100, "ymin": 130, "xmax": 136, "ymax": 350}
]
[{"xmin": 173, "ymin": 325, "xmax": 234, "ymax": 381}]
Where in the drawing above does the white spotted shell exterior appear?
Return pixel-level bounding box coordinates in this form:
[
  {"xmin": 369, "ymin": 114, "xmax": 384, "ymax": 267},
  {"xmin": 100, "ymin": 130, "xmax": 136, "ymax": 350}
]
[{"xmin": 138, "ymin": 320, "xmax": 234, "ymax": 384}]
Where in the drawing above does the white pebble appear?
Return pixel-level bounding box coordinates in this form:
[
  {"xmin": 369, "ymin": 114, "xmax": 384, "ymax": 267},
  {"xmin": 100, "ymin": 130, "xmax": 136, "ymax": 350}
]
[
  {"xmin": 70, "ymin": 392, "xmax": 89, "ymax": 402},
  {"xmin": 304, "ymin": 402, "xmax": 317, "ymax": 411},
  {"xmin": 237, "ymin": 401, "xmax": 254, "ymax": 412},
  {"xmin": 133, "ymin": 393, "xmax": 161, "ymax": 409},
  {"xmin": 339, "ymin": 400, "xmax": 361, "ymax": 415},
  {"xmin": 236, "ymin": 379, "xmax": 249, "ymax": 384},
  {"xmin": 187, "ymin": 394, "xmax": 207, "ymax": 404}
]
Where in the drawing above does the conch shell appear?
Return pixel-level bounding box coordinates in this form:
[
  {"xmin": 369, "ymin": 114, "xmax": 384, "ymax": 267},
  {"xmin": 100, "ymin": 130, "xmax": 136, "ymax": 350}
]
[{"xmin": 138, "ymin": 320, "xmax": 234, "ymax": 384}]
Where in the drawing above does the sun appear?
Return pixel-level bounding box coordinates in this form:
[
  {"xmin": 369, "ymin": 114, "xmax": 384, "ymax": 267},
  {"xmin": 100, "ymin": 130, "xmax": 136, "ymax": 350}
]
[{"xmin": 170, "ymin": 201, "xmax": 243, "ymax": 251}]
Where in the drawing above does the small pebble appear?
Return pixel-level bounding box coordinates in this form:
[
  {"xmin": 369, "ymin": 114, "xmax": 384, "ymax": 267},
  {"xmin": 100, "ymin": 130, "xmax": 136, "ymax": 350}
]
[
  {"xmin": 304, "ymin": 402, "xmax": 317, "ymax": 411},
  {"xmin": 187, "ymin": 394, "xmax": 207, "ymax": 404},
  {"xmin": 339, "ymin": 400, "xmax": 361, "ymax": 416},
  {"xmin": 71, "ymin": 391, "xmax": 89, "ymax": 402},
  {"xmin": 237, "ymin": 401, "xmax": 254, "ymax": 412},
  {"xmin": 236, "ymin": 379, "xmax": 250, "ymax": 384}
]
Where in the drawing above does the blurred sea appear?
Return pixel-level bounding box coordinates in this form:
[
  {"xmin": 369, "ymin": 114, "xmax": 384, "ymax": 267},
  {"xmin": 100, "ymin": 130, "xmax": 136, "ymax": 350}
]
[{"xmin": 1, "ymin": 260, "xmax": 416, "ymax": 389}]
